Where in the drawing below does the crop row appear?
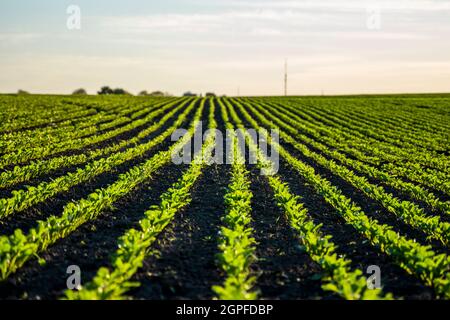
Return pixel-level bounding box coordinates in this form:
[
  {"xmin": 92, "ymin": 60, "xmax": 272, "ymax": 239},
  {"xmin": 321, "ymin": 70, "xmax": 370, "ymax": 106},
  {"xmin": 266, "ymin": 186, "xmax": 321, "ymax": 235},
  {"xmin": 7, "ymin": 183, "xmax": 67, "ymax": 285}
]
[
  {"xmin": 0, "ymin": 98, "xmax": 189, "ymax": 190},
  {"xmin": 222, "ymin": 98, "xmax": 391, "ymax": 300},
  {"xmin": 0, "ymin": 99, "xmax": 206, "ymax": 281},
  {"xmin": 325, "ymin": 100, "xmax": 448, "ymax": 150},
  {"xmin": 65, "ymin": 100, "xmax": 214, "ymax": 299},
  {"xmin": 0, "ymin": 98, "xmax": 197, "ymax": 220},
  {"xmin": 0, "ymin": 96, "xmax": 97, "ymax": 133},
  {"xmin": 0, "ymin": 98, "xmax": 178, "ymax": 153},
  {"xmin": 0, "ymin": 98, "xmax": 188, "ymax": 170},
  {"xmin": 246, "ymin": 99, "xmax": 450, "ymax": 214},
  {"xmin": 0, "ymin": 95, "xmax": 165, "ymax": 133},
  {"xmin": 232, "ymin": 98, "xmax": 450, "ymax": 298},
  {"xmin": 242, "ymin": 99, "xmax": 450, "ymax": 245},
  {"xmin": 283, "ymin": 97, "xmax": 448, "ymax": 153},
  {"xmin": 212, "ymin": 99, "xmax": 258, "ymax": 300},
  {"xmin": 261, "ymin": 98, "xmax": 449, "ymax": 174},
  {"xmin": 290, "ymin": 98, "xmax": 447, "ymax": 153},
  {"xmin": 334, "ymin": 98, "xmax": 449, "ymax": 138},
  {"xmin": 254, "ymin": 99, "xmax": 449, "ymax": 193}
]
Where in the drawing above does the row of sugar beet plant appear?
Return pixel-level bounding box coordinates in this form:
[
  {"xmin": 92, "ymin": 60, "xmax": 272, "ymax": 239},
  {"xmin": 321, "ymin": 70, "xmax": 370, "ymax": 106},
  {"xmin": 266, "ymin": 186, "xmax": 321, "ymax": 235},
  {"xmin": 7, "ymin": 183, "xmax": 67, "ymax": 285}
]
[{"xmin": 0, "ymin": 93, "xmax": 448, "ymax": 300}]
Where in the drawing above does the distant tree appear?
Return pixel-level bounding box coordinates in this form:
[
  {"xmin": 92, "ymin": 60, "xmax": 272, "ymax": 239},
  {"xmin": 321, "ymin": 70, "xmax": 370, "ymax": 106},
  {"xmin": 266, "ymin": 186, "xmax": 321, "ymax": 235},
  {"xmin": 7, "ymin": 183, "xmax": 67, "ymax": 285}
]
[
  {"xmin": 112, "ymin": 88, "xmax": 130, "ymax": 95},
  {"xmin": 98, "ymin": 86, "xmax": 131, "ymax": 95},
  {"xmin": 139, "ymin": 90, "xmax": 168, "ymax": 97},
  {"xmin": 149, "ymin": 91, "xmax": 165, "ymax": 97},
  {"xmin": 72, "ymin": 88, "xmax": 87, "ymax": 95},
  {"xmin": 98, "ymin": 86, "xmax": 114, "ymax": 95},
  {"xmin": 17, "ymin": 89, "xmax": 29, "ymax": 95},
  {"xmin": 205, "ymin": 92, "xmax": 216, "ymax": 97},
  {"xmin": 183, "ymin": 91, "xmax": 197, "ymax": 97}
]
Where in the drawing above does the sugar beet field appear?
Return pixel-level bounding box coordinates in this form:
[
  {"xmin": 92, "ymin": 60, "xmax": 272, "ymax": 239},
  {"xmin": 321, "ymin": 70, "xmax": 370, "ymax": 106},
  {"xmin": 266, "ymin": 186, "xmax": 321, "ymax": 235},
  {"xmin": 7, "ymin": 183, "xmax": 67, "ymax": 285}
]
[{"xmin": 0, "ymin": 94, "xmax": 449, "ymax": 300}]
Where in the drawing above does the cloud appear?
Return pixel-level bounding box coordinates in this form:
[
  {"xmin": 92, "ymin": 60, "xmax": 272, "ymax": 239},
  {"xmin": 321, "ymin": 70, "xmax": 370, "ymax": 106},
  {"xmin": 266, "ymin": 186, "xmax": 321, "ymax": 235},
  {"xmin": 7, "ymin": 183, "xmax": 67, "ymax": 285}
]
[
  {"xmin": 96, "ymin": 0, "xmax": 450, "ymax": 41},
  {"xmin": 97, "ymin": 8, "xmax": 434, "ymax": 44},
  {"xmin": 101, "ymin": 13, "xmax": 224, "ymax": 33},
  {"xmin": 221, "ymin": 0, "xmax": 450, "ymax": 11}
]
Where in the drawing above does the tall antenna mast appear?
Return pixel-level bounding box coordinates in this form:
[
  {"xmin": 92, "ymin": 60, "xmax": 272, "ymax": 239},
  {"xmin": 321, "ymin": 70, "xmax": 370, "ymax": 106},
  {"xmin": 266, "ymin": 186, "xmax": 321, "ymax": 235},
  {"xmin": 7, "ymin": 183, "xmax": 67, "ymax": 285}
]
[{"xmin": 284, "ymin": 59, "xmax": 288, "ymax": 96}]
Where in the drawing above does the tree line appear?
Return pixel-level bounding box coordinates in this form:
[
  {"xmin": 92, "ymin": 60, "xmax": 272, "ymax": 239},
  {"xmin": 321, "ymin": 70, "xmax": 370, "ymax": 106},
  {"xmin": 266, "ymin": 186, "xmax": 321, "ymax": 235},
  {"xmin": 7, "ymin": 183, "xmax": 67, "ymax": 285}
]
[{"xmin": 16, "ymin": 87, "xmax": 218, "ymax": 97}]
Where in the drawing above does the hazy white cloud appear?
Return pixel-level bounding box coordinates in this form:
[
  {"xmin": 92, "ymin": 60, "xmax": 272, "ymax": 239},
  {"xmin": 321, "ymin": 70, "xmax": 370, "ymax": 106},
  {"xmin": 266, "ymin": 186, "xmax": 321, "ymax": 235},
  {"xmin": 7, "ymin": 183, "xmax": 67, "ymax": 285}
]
[
  {"xmin": 99, "ymin": 10, "xmax": 326, "ymax": 34},
  {"xmin": 223, "ymin": 0, "xmax": 450, "ymax": 11},
  {"xmin": 101, "ymin": 14, "xmax": 223, "ymax": 33},
  {"xmin": 97, "ymin": 2, "xmax": 447, "ymax": 40}
]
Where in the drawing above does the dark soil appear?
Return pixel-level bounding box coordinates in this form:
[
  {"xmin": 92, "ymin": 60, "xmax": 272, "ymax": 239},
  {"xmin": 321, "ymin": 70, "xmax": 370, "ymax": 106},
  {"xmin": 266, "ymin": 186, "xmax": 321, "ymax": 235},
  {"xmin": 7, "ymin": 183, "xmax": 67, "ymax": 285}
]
[
  {"xmin": 249, "ymin": 166, "xmax": 335, "ymax": 300},
  {"xmin": 130, "ymin": 164, "xmax": 228, "ymax": 300},
  {"xmin": 129, "ymin": 99, "xmax": 226, "ymax": 299},
  {"xmin": 278, "ymin": 139, "xmax": 449, "ymax": 255},
  {"xmin": 276, "ymin": 159, "xmax": 436, "ymax": 300},
  {"xmin": 0, "ymin": 163, "xmax": 186, "ymax": 300}
]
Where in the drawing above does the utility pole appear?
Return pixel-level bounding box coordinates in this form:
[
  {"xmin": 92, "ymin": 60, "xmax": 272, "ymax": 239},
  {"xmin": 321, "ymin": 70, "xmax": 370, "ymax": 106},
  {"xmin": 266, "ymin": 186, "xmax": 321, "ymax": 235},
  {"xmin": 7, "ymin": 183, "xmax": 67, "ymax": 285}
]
[
  {"xmin": 284, "ymin": 59, "xmax": 288, "ymax": 97},
  {"xmin": 237, "ymin": 86, "xmax": 240, "ymax": 97}
]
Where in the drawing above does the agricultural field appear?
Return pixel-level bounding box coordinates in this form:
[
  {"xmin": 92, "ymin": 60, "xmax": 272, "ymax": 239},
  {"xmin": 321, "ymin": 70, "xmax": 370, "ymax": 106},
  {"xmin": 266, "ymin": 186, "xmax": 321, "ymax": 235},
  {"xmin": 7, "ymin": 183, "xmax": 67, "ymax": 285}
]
[{"xmin": 0, "ymin": 93, "xmax": 448, "ymax": 300}]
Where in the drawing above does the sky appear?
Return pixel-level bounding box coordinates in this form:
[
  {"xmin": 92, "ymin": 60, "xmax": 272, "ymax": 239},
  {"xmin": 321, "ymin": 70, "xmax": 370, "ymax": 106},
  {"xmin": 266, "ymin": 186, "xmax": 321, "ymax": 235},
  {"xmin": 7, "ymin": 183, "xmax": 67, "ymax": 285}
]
[{"xmin": 0, "ymin": 0, "xmax": 449, "ymax": 96}]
